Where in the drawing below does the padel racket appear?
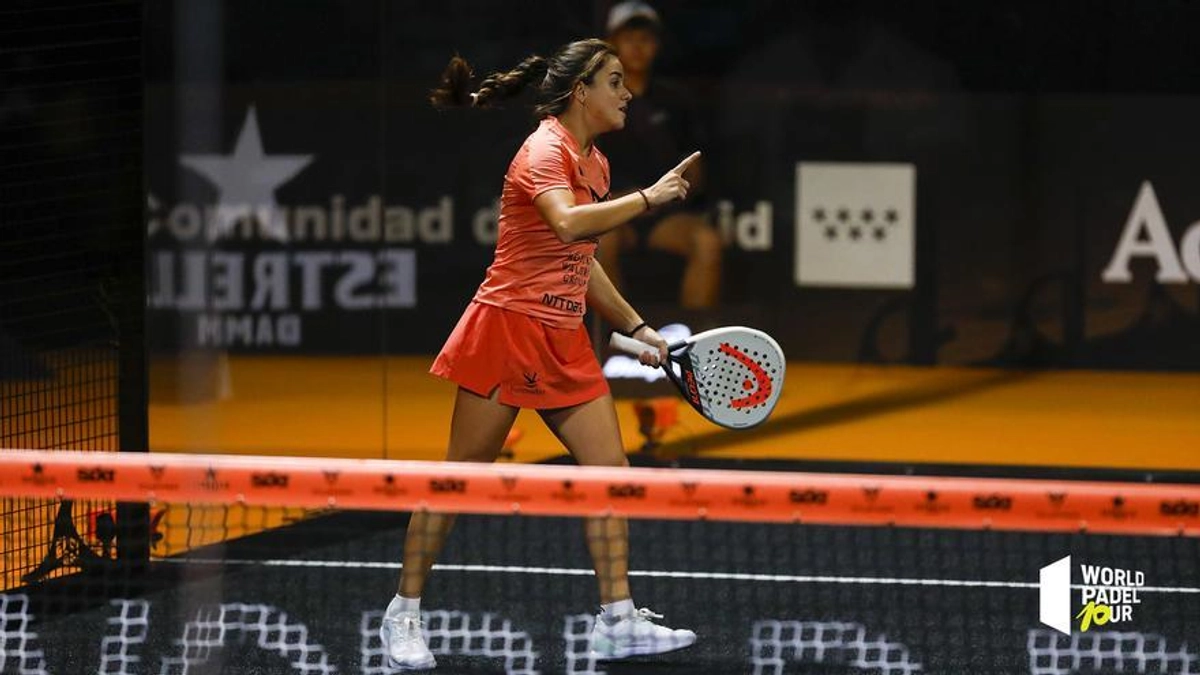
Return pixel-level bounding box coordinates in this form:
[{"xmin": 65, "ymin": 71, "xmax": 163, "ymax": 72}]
[{"xmin": 609, "ymin": 326, "xmax": 785, "ymax": 429}]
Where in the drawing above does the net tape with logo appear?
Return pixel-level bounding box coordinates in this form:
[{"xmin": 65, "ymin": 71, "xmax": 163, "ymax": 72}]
[{"xmin": 4, "ymin": 450, "xmax": 1200, "ymax": 535}]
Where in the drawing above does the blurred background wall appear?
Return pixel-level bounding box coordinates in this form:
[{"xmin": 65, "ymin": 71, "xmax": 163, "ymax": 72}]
[{"xmin": 140, "ymin": 0, "xmax": 1200, "ymax": 371}]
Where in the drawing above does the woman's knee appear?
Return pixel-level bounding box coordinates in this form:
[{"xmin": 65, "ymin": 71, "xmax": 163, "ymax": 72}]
[{"xmin": 444, "ymin": 387, "xmax": 517, "ymax": 462}]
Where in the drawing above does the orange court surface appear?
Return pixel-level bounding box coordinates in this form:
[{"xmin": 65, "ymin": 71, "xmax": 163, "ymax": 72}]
[{"xmin": 147, "ymin": 355, "xmax": 1200, "ymax": 473}]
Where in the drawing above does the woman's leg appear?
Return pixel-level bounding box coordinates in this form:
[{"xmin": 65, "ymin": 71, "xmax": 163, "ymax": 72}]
[
  {"xmin": 538, "ymin": 394, "xmax": 631, "ymax": 604},
  {"xmin": 397, "ymin": 386, "xmax": 518, "ymax": 598},
  {"xmin": 540, "ymin": 393, "xmax": 697, "ymax": 658},
  {"xmin": 383, "ymin": 386, "xmax": 518, "ymax": 670}
]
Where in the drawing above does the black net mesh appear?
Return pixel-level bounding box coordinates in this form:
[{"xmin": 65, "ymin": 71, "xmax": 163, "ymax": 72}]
[
  {"xmin": 1, "ymin": 0, "xmax": 145, "ymax": 591},
  {"xmin": 4, "ymin": 476, "xmax": 1200, "ymax": 675}
]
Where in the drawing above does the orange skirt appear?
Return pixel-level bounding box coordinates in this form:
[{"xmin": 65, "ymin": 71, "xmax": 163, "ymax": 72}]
[{"xmin": 430, "ymin": 301, "xmax": 609, "ymax": 409}]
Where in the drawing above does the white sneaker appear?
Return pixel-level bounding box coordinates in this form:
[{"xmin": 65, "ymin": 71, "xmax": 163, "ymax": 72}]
[
  {"xmin": 380, "ymin": 614, "xmax": 436, "ymax": 671},
  {"xmin": 590, "ymin": 607, "xmax": 697, "ymax": 659}
]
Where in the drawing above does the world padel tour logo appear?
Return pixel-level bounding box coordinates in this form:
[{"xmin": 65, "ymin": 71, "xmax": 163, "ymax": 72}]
[{"xmin": 1039, "ymin": 556, "xmax": 1146, "ymax": 635}]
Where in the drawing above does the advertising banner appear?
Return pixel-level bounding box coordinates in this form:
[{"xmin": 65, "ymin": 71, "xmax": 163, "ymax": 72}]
[{"xmin": 144, "ymin": 2, "xmax": 1200, "ymax": 371}]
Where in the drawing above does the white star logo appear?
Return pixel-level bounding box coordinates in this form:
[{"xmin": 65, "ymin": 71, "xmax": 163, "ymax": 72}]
[{"xmin": 179, "ymin": 106, "xmax": 313, "ymax": 241}]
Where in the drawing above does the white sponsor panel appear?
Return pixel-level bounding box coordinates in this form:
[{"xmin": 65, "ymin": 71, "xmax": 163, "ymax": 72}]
[{"xmin": 794, "ymin": 162, "xmax": 916, "ymax": 289}]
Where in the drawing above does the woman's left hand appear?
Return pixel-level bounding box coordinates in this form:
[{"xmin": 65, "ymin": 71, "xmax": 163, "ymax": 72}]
[{"xmin": 631, "ymin": 325, "xmax": 669, "ymax": 367}]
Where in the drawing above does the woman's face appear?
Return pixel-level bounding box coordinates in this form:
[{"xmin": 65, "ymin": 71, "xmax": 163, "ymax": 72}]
[{"xmin": 580, "ymin": 55, "xmax": 632, "ymax": 133}]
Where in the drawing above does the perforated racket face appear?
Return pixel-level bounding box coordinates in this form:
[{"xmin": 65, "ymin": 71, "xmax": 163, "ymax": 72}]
[{"xmin": 676, "ymin": 327, "xmax": 785, "ymax": 429}]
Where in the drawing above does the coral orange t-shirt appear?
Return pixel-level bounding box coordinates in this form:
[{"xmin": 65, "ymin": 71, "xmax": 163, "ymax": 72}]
[{"xmin": 473, "ymin": 116, "xmax": 610, "ymax": 329}]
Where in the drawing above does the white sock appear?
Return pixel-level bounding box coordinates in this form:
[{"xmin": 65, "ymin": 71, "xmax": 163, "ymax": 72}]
[
  {"xmin": 387, "ymin": 594, "xmax": 420, "ymax": 618},
  {"xmin": 601, "ymin": 598, "xmax": 635, "ymax": 624}
]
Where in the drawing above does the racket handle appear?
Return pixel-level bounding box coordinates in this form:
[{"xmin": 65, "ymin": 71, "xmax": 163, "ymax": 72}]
[{"xmin": 609, "ymin": 332, "xmax": 660, "ymax": 360}]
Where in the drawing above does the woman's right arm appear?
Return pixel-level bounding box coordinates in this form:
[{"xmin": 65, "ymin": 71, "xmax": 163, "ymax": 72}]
[{"xmin": 534, "ymin": 151, "xmax": 701, "ymax": 243}]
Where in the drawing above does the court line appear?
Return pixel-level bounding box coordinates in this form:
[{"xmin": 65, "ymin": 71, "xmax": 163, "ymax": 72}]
[{"xmin": 160, "ymin": 558, "xmax": 1200, "ymax": 594}]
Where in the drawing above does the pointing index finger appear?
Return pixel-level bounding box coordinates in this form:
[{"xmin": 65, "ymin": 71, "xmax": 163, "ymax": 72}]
[{"xmin": 670, "ymin": 151, "xmax": 702, "ymax": 175}]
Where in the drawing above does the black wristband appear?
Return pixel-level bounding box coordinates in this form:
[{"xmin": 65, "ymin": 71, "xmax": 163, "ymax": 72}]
[
  {"xmin": 636, "ymin": 189, "xmax": 650, "ymax": 211},
  {"xmin": 622, "ymin": 321, "xmax": 648, "ymax": 338}
]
